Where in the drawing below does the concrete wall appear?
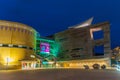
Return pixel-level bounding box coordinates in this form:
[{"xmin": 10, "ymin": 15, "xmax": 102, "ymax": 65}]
[{"xmin": 54, "ymin": 21, "xmax": 111, "ymax": 60}]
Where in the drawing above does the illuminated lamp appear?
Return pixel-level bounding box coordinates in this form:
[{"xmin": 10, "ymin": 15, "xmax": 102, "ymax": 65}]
[
  {"xmin": 30, "ymin": 55, "xmax": 35, "ymax": 58},
  {"xmin": 4, "ymin": 57, "xmax": 13, "ymax": 67},
  {"xmin": 5, "ymin": 57, "xmax": 13, "ymax": 63},
  {"xmin": 116, "ymin": 65, "xmax": 120, "ymax": 71}
]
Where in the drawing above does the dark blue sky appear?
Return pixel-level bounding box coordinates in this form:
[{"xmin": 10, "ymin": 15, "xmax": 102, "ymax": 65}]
[{"xmin": 0, "ymin": 0, "xmax": 119, "ymax": 49}]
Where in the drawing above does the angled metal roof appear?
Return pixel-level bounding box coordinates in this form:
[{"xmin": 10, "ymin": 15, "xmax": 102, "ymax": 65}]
[{"xmin": 69, "ymin": 17, "xmax": 93, "ymax": 28}]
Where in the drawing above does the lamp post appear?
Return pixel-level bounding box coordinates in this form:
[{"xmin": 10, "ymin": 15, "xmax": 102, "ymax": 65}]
[
  {"xmin": 6, "ymin": 57, "xmax": 9, "ymax": 70},
  {"xmin": 6, "ymin": 57, "xmax": 11, "ymax": 70}
]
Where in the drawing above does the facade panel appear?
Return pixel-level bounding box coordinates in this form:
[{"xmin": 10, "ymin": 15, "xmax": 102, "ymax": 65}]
[{"xmin": 54, "ymin": 22, "xmax": 111, "ymax": 60}]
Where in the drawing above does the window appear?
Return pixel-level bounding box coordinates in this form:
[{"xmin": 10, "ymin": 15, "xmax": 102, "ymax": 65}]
[
  {"xmin": 24, "ymin": 29, "xmax": 26, "ymax": 33},
  {"xmin": 28, "ymin": 31, "xmax": 31, "ymax": 35},
  {"xmin": 2, "ymin": 44, "xmax": 8, "ymax": 47},
  {"xmin": 29, "ymin": 47, "xmax": 33, "ymax": 50},
  {"xmin": 21, "ymin": 46, "xmax": 27, "ymax": 49},
  {"xmin": 18, "ymin": 28, "xmax": 20, "ymax": 32},
  {"xmin": 30, "ymin": 32, "xmax": 32, "ymax": 35},
  {"xmin": 59, "ymin": 37, "xmax": 68, "ymax": 42},
  {"xmin": 71, "ymin": 54, "xmax": 81, "ymax": 58},
  {"xmin": 13, "ymin": 27, "xmax": 16, "ymax": 31},
  {"xmin": 13, "ymin": 45, "xmax": 18, "ymax": 47},
  {"xmin": 62, "ymin": 50, "xmax": 69, "ymax": 52},
  {"xmin": 90, "ymin": 28, "xmax": 103, "ymax": 40},
  {"xmin": 93, "ymin": 30, "xmax": 104, "ymax": 40},
  {"xmin": 72, "ymin": 48, "xmax": 83, "ymax": 51},
  {"xmin": 21, "ymin": 29, "xmax": 24, "ymax": 32},
  {"xmin": 0, "ymin": 26, "xmax": 3, "ymax": 30},
  {"xmin": 93, "ymin": 45, "xmax": 104, "ymax": 56},
  {"xmin": 9, "ymin": 27, "xmax": 12, "ymax": 31},
  {"xmin": 0, "ymin": 44, "xmax": 32, "ymax": 50},
  {"xmin": 5, "ymin": 26, "xmax": 8, "ymax": 30},
  {"xmin": 27, "ymin": 31, "xmax": 29, "ymax": 34}
]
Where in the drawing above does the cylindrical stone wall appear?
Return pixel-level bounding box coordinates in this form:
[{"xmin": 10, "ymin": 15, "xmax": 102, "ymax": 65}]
[{"xmin": 0, "ymin": 20, "xmax": 36, "ymax": 69}]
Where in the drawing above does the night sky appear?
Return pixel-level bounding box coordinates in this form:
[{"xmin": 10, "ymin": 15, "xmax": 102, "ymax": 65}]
[{"xmin": 0, "ymin": 0, "xmax": 119, "ymax": 49}]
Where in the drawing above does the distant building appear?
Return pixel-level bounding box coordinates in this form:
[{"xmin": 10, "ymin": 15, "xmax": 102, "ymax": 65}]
[
  {"xmin": 53, "ymin": 18, "xmax": 111, "ymax": 60},
  {"xmin": 48, "ymin": 18, "xmax": 111, "ymax": 68}
]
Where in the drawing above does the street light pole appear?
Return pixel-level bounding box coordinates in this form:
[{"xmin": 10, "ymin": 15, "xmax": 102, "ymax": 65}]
[{"xmin": 6, "ymin": 57, "xmax": 9, "ymax": 70}]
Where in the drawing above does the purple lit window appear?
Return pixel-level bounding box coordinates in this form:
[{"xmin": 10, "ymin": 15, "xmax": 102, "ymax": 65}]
[{"xmin": 40, "ymin": 43, "xmax": 50, "ymax": 53}]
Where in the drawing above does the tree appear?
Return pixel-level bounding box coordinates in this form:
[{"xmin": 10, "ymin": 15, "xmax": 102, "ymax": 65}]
[{"xmin": 112, "ymin": 46, "xmax": 120, "ymax": 61}]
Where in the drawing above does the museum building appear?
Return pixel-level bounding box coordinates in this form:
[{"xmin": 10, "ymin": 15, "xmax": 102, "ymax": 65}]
[
  {"xmin": 0, "ymin": 20, "xmax": 37, "ymax": 69},
  {"xmin": 0, "ymin": 18, "xmax": 112, "ymax": 69}
]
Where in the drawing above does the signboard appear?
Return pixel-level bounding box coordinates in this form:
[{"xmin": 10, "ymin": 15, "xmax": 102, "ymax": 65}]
[{"xmin": 40, "ymin": 43, "xmax": 50, "ymax": 53}]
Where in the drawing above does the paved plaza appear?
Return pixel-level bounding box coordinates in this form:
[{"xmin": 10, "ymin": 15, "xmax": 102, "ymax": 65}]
[{"xmin": 0, "ymin": 69, "xmax": 120, "ymax": 80}]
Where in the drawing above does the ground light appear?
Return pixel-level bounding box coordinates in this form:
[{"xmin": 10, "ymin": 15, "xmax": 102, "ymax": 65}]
[
  {"xmin": 5, "ymin": 57, "xmax": 13, "ymax": 69},
  {"xmin": 5, "ymin": 57, "xmax": 13, "ymax": 64}
]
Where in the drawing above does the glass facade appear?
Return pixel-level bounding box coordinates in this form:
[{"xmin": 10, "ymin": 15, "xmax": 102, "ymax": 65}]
[{"xmin": 35, "ymin": 33, "xmax": 60, "ymax": 58}]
